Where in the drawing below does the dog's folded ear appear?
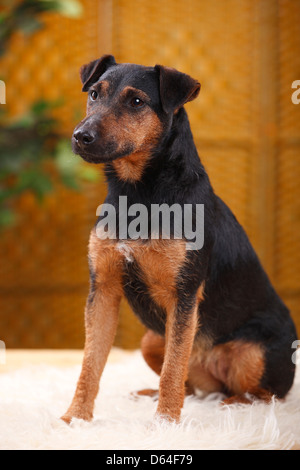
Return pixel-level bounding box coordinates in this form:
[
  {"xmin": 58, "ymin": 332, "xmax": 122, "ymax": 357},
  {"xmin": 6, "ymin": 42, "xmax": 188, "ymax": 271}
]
[
  {"xmin": 80, "ymin": 55, "xmax": 117, "ymax": 92},
  {"xmin": 155, "ymin": 65, "xmax": 200, "ymax": 114}
]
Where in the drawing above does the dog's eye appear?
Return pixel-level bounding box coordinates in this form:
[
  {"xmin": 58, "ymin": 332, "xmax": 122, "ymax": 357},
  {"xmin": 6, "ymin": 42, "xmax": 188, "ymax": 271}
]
[
  {"xmin": 90, "ymin": 90, "xmax": 98, "ymax": 101},
  {"xmin": 130, "ymin": 97, "xmax": 144, "ymax": 108}
]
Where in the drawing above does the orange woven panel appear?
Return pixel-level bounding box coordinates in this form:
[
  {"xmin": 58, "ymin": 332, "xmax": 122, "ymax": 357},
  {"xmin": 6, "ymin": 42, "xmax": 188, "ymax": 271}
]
[{"xmin": 0, "ymin": 0, "xmax": 299, "ymax": 348}]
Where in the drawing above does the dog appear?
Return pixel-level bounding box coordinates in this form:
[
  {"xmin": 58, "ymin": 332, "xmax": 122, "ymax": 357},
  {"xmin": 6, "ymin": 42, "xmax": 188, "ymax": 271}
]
[{"xmin": 61, "ymin": 55, "xmax": 297, "ymax": 424}]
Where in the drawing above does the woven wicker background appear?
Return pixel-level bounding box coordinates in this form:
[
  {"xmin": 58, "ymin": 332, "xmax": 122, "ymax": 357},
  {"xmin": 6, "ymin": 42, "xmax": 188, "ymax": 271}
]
[{"xmin": 0, "ymin": 0, "xmax": 299, "ymax": 349}]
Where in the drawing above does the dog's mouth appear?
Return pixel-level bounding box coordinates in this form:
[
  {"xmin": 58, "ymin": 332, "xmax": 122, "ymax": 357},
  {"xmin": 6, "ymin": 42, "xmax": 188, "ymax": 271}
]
[
  {"xmin": 71, "ymin": 141, "xmax": 99, "ymax": 163},
  {"xmin": 72, "ymin": 137, "xmax": 134, "ymax": 164},
  {"xmin": 72, "ymin": 145, "xmax": 105, "ymax": 164}
]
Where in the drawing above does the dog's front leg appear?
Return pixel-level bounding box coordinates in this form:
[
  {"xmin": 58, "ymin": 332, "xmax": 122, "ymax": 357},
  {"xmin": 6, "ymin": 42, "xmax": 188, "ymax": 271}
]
[
  {"xmin": 61, "ymin": 233, "xmax": 123, "ymax": 424},
  {"xmin": 156, "ymin": 301, "xmax": 198, "ymax": 423}
]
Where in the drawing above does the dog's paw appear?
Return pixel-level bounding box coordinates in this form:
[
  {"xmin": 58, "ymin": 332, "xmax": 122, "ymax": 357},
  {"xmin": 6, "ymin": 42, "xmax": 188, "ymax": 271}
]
[
  {"xmin": 130, "ymin": 388, "xmax": 159, "ymax": 401},
  {"xmin": 154, "ymin": 408, "xmax": 181, "ymax": 424},
  {"xmin": 220, "ymin": 395, "xmax": 252, "ymax": 406},
  {"xmin": 60, "ymin": 413, "xmax": 73, "ymax": 425},
  {"xmin": 60, "ymin": 409, "xmax": 93, "ymax": 424}
]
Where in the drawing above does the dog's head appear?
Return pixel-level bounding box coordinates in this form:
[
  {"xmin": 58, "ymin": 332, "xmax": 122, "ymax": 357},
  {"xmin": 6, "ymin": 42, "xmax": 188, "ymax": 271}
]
[{"xmin": 72, "ymin": 55, "xmax": 200, "ymax": 165}]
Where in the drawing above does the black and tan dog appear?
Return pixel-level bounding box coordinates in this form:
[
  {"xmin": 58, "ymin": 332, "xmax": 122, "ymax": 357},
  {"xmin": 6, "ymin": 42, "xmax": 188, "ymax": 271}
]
[{"xmin": 61, "ymin": 55, "xmax": 297, "ymax": 424}]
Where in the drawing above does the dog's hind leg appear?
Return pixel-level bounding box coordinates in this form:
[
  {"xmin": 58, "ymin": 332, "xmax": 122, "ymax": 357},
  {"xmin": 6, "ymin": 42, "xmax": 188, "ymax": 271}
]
[
  {"xmin": 137, "ymin": 330, "xmax": 215, "ymax": 399},
  {"xmin": 133, "ymin": 330, "xmax": 165, "ymax": 398},
  {"xmin": 220, "ymin": 389, "xmax": 272, "ymax": 406},
  {"xmin": 187, "ymin": 348, "xmax": 224, "ymax": 396},
  {"xmin": 141, "ymin": 329, "xmax": 165, "ymax": 376},
  {"xmin": 206, "ymin": 340, "xmax": 271, "ymax": 404}
]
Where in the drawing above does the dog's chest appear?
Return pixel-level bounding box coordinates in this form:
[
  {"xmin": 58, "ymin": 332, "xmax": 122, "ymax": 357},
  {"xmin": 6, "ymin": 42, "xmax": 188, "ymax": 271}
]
[{"xmin": 116, "ymin": 239, "xmax": 187, "ymax": 313}]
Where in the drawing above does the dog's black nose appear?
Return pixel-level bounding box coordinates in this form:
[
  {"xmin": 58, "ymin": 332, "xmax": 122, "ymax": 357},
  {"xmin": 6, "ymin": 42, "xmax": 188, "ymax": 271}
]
[{"xmin": 73, "ymin": 130, "xmax": 95, "ymax": 146}]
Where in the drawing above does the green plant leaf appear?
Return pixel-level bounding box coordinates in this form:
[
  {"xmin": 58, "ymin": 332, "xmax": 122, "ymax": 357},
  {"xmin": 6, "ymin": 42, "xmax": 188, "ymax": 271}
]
[
  {"xmin": 0, "ymin": 208, "xmax": 16, "ymax": 227},
  {"xmin": 18, "ymin": 16, "xmax": 42, "ymax": 35},
  {"xmin": 47, "ymin": 0, "xmax": 83, "ymax": 18},
  {"xmin": 54, "ymin": 139, "xmax": 100, "ymax": 184},
  {"xmin": 31, "ymin": 100, "xmax": 52, "ymax": 116},
  {"xmin": 60, "ymin": 172, "xmax": 80, "ymax": 190},
  {"xmin": 16, "ymin": 169, "xmax": 53, "ymax": 200},
  {"xmin": 54, "ymin": 139, "xmax": 77, "ymax": 170},
  {"xmin": 77, "ymin": 166, "xmax": 100, "ymax": 182}
]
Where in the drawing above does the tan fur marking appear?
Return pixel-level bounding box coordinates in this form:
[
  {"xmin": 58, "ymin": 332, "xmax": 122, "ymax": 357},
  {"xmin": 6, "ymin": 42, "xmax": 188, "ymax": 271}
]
[
  {"xmin": 186, "ymin": 335, "xmax": 267, "ymax": 400},
  {"xmin": 221, "ymin": 388, "xmax": 273, "ymax": 406},
  {"xmin": 206, "ymin": 340, "xmax": 265, "ymax": 396},
  {"xmin": 61, "ymin": 231, "xmax": 123, "ymax": 423},
  {"xmin": 89, "ymin": 230, "xmax": 124, "ymax": 292},
  {"xmin": 112, "ymin": 151, "xmax": 152, "ymax": 182},
  {"xmin": 156, "ymin": 303, "xmax": 198, "ymax": 422},
  {"xmin": 187, "ymin": 359, "xmax": 224, "ymax": 395},
  {"xmin": 196, "ymin": 282, "xmax": 205, "ymax": 303},
  {"xmin": 221, "ymin": 395, "xmax": 252, "ymax": 405},
  {"xmin": 134, "ymin": 389, "xmax": 159, "ymax": 398},
  {"xmin": 187, "ymin": 333, "xmax": 223, "ymax": 395},
  {"xmin": 99, "ymin": 80, "xmax": 110, "ymax": 96},
  {"xmin": 111, "ymin": 110, "xmax": 162, "ymax": 182},
  {"xmin": 141, "ymin": 329, "xmax": 165, "ymax": 376},
  {"xmin": 128, "ymin": 239, "xmax": 187, "ymax": 312},
  {"xmin": 120, "ymin": 86, "xmax": 150, "ymax": 102}
]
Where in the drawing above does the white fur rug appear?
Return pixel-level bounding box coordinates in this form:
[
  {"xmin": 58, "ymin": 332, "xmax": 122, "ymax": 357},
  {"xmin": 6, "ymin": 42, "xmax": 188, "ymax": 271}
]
[{"xmin": 0, "ymin": 350, "xmax": 299, "ymax": 450}]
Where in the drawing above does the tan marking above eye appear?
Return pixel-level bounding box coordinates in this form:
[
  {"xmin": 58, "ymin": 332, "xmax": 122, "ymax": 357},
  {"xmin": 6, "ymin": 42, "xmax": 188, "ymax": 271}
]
[
  {"xmin": 90, "ymin": 80, "xmax": 110, "ymax": 99},
  {"xmin": 99, "ymin": 80, "xmax": 110, "ymax": 95},
  {"xmin": 120, "ymin": 86, "xmax": 150, "ymax": 103}
]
